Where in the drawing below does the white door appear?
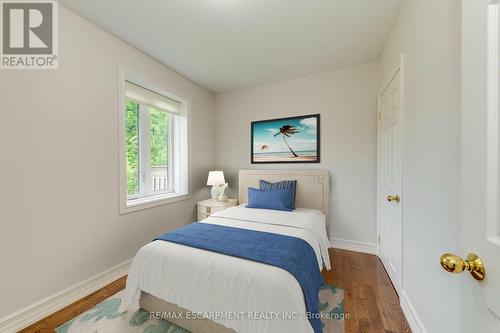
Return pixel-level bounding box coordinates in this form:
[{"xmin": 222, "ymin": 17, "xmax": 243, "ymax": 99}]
[
  {"xmin": 378, "ymin": 67, "xmax": 402, "ymax": 293},
  {"xmin": 459, "ymin": 1, "xmax": 500, "ymax": 332}
]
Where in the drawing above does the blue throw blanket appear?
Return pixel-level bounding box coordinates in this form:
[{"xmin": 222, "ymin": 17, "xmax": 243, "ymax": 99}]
[{"xmin": 155, "ymin": 223, "xmax": 324, "ymax": 333}]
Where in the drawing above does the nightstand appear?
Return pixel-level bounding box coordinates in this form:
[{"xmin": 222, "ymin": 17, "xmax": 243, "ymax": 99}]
[{"xmin": 197, "ymin": 198, "xmax": 238, "ymax": 221}]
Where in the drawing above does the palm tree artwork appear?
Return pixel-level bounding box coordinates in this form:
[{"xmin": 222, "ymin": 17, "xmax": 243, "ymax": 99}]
[
  {"xmin": 251, "ymin": 114, "xmax": 319, "ymax": 163},
  {"xmin": 274, "ymin": 125, "xmax": 300, "ymax": 157}
]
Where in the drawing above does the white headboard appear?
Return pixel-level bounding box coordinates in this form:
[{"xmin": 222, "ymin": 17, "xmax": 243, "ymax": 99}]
[{"xmin": 238, "ymin": 169, "xmax": 330, "ymax": 215}]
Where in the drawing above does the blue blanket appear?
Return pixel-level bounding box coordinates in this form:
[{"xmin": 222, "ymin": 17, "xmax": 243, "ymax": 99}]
[{"xmin": 155, "ymin": 223, "xmax": 324, "ymax": 333}]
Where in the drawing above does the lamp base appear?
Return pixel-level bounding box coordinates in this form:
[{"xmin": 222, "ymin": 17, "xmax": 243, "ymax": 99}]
[{"xmin": 211, "ymin": 186, "xmax": 219, "ymax": 200}]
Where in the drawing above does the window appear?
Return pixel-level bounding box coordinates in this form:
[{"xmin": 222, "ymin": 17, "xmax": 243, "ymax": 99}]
[{"xmin": 120, "ymin": 72, "xmax": 188, "ymax": 213}]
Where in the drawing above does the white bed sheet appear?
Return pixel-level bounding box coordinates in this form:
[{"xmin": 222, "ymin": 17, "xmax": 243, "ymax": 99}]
[
  {"xmin": 209, "ymin": 205, "xmax": 331, "ymax": 270},
  {"xmin": 121, "ymin": 205, "xmax": 331, "ymax": 333}
]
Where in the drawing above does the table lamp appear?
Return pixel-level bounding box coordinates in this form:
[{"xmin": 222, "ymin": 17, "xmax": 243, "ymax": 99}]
[{"xmin": 207, "ymin": 171, "xmax": 225, "ymax": 200}]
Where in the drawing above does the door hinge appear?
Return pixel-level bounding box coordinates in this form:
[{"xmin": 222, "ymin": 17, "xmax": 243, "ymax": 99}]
[
  {"xmin": 378, "ymin": 111, "xmax": 382, "ymax": 120},
  {"xmin": 378, "ymin": 234, "xmax": 381, "ymax": 243}
]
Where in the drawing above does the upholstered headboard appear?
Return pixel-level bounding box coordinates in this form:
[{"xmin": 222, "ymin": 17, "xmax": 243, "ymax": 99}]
[{"xmin": 238, "ymin": 169, "xmax": 330, "ymax": 215}]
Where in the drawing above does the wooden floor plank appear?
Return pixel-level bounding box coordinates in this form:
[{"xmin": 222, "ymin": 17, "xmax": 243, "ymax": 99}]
[
  {"xmin": 19, "ymin": 276, "xmax": 127, "ymax": 333},
  {"xmin": 322, "ymin": 249, "xmax": 412, "ymax": 333},
  {"xmin": 18, "ymin": 249, "xmax": 411, "ymax": 333}
]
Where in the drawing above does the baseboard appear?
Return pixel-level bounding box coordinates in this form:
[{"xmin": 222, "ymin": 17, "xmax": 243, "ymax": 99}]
[
  {"xmin": 400, "ymin": 290, "xmax": 427, "ymax": 333},
  {"xmin": 0, "ymin": 259, "xmax": 131, "ymax": 333},
  {"xmin": 329, "ymin": 237, "xmax": 378, "ymax": 255}
]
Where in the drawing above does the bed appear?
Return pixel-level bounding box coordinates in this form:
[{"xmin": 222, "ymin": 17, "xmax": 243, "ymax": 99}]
[{"xmin": 121, "ymin": 169, "xmax": 331, "ymax": 333}]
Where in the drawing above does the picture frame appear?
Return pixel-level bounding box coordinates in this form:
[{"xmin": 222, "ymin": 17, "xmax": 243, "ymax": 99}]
[{"xmin": 251, "ymin": 114, "xmax": 320, "ymax": 164}]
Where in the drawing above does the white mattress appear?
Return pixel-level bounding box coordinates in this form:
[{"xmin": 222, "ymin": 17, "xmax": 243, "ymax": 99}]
[{"xmin": 121, "ymin": 205, "xmax": 331, "ymax": 333}]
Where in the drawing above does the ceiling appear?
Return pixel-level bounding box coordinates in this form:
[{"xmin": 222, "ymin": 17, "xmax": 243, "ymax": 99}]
[{"xmin": 59, "ymin": 0, "xmax": 402, "ymax": 93}]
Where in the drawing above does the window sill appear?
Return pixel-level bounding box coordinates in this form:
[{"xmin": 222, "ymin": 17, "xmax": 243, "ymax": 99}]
[{"xmin": 120, "ymin": 193, "xmax": 191, "ymax": 215}]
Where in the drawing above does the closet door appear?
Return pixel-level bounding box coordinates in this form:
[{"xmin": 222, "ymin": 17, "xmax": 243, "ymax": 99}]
[{"xmin": 378, "ymin": 67, "xmax": 403, "ymax": 293}]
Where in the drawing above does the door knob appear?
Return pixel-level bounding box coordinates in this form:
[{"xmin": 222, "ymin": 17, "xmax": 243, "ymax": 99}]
[
  {"xmin": 439, "ymin": 253, "xmax": 485, "ymax": 281},
  {"xmin": 386, "ymin": 195, "xmax": 400, "ymax": 203}
]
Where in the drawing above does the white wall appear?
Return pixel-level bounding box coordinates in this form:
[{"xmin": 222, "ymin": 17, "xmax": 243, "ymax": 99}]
[
  {"xmin": 215, "ymin": 62, "xmax": 379, "ymax": 245},
  {"xmin": 379, "ymin": 0, "xmax": 461, "ymax": 331},
  {"xmin": 0, "ymin": 6, "xmax": 215, "ymax": 318}
]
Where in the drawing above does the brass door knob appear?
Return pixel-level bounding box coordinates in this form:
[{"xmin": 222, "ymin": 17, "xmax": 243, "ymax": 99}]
[
  {"xmin": 440, "ymin": 253, "xmax": 485, "ymax": 280},
  {"xmin": 386, "ymin": 195, "xmax": 400, "ymax": 203}
]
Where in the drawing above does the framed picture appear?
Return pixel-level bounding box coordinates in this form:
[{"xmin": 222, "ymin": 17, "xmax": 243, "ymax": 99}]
[{"xmin": 251, "ymin": 114, "xmax": 320, "ymax": 164}]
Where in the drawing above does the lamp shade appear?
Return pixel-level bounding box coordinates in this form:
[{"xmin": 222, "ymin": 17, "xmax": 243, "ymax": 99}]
[{"xmin": 207, "ymin": 171, "xmax": 225, "ymax": 186}]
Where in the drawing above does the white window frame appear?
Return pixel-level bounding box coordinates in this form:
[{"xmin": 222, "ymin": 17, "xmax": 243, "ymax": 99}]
[{"xmin": 118, "ymin": 66, "xmax": 190, "ymax": 214}]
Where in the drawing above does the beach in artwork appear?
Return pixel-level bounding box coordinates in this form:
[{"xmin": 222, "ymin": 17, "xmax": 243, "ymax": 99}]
[
  {"xmin": 252, "ymin": 115, "xmax": 319, "ymax": 163},
  {"xmin": 253, "ymin": 150, "xmax": 318, "ymax": 162}
]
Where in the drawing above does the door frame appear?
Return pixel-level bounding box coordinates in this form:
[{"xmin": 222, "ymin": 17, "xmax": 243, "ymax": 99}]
[{"xmin": 376, "ymin": 54, "xmax": 405, "ymax": 294}]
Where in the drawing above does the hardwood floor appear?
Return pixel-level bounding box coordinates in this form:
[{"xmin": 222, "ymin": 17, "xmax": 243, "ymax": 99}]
[
  {"xmin": 19, "ymin": 276, "xmax": 127, "ymax": 333},
  {"xmin": 323, "ymin": 249, "xmax": 411, "ymax": 333},
  {"xmin": 19, "ymin": 249, "xmax": 410, "ymax": 333}
]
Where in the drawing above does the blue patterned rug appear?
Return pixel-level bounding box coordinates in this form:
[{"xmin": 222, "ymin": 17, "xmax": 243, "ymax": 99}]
[{"xmin": 57, "ymin": 284, "xmax": 344, "ymax": 333}]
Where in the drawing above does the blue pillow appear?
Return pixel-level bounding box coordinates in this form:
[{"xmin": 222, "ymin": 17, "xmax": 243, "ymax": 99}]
[
  {"xmin": 246, "ymin": 187, "xmax": 294, "ymax": 212},
  {"xmin": 259, "ymin": 179, "xmax": 297, "ymax": 209}
]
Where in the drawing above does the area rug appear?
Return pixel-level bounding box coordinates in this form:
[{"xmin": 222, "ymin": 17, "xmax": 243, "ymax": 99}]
[{"xmin": 56, "ymin": 284, "xmax": 344, "ymax": 333}]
